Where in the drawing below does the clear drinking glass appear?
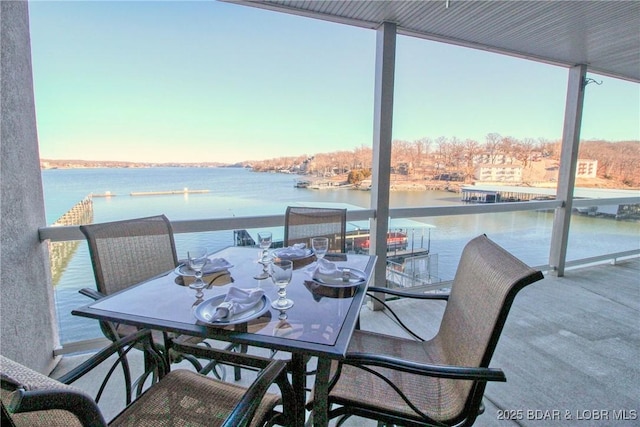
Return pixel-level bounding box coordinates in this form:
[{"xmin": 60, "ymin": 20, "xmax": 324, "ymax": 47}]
[
  {"xmin": 254, "ymin": 231, "xmax": 273, "ymax": 279},
  {"xmin": 187, "ymin": 248, "xmax": 208, "ymax": 298},
  {"xmin": 311, "ymin": 237, "xmax": 329, "ymax": 260},
  {"xmin": 270, "ymin": 259, "xmax": 294, "ymax": 310}
]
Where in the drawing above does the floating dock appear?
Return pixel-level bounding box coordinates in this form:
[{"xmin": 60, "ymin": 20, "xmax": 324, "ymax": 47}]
[
  {"xmin": 48, "ymin": 196, "xmax": 94, "ymax": 286},
  {"xmin": 130, "ymin": 189, "xmax": 210, "ymax": 196}
]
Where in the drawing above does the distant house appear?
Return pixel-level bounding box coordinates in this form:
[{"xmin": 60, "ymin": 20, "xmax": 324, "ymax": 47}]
[
  {"xmin": 473, "ymin": 153, "xmax": 517, "ymax": 164},
  {"xmin": 474, "ymin": 165, "xmax": 523, "ymax": 183},
  {"xmin": 576, "ymin": 159, "xmax": 598, "ymax": 178},
  {"xmin": 433, "ymin": 172, "xmax": 464, "ymax": 182}
]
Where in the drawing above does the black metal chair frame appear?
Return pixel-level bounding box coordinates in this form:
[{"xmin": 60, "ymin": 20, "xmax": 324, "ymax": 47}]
[
  {"xmin": 2, "ymin": 329, "xmax": 297, "ymax": 427},
  {"xmin": 312, "ymin": 234, "xmax": 544, "ymax": 427}
]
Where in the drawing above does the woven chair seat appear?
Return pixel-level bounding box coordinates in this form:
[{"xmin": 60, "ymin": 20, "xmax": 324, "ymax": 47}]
[
  {"xmin": 2, "ymin": 397, "xmax": 85, "ymax": 427},
  {"xmin": 327, "ymin": 331, "xmax": 469, "ymax": 423},
  {"xmin": 110, "ymin": 369, "xmax": 280, "ymax": 427}
]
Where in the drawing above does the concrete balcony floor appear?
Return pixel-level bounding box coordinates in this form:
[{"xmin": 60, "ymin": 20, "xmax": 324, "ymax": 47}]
[{"xmin": 53, "ymin": 258, "xmax": 639, "ymax": 426}]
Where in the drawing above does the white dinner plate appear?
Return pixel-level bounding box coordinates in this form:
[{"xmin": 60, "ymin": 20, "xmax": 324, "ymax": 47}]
[
  {"xmin": 194, "ymin": 294, "xmax": 270, "ymax": 325},
  {"xmin": 174, "ymin": 258, "xmax": 233, "ymax": 277},
  {"xmin": 272, "ymin": 247, "xmax": 314, "ymax": 260},
  {"xmin": 312, "ymin": 267, "xmax": 366, "ymax": 287}
]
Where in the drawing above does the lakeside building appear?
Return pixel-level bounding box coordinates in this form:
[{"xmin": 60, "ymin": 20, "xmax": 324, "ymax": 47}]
[
  {"xmin": 474, "ymin": 164, "xmax": 523, "ymax": 183},
  {"xmin": 576, "ymin": 159, "xmax": 598, "ymax": 178}
]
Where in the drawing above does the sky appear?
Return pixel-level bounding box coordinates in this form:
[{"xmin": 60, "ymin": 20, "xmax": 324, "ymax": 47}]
[{"xmin": 28, "ymin": 1, "xmax": 639, "ymax": 164}]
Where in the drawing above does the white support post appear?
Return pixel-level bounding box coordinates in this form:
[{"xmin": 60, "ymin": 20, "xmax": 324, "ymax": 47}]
[
  {"xmin": 369, "ymin": 22, "xmax": 396, "ymax": 309},
  {"xmin": 549, "ymin": 64, "xmax": 587, "ymax": 276}
]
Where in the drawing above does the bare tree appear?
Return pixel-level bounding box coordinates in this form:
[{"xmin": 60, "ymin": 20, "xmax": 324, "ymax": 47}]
[
  {"xmin": 433, "ymin": 136, "xmax": 451, "ymax": 174},
  {"xmin": 449, "ymin": 137, "xmax": 464, "ymax": 170},
  {"xmin": 485, "ymin": 133, "xmax": 502, "ymax": 163},
  {"xmin": 499, "ymin": 136, "xmax": 518, "ymax": 164},
  {"xmin": 462, "ymin": 138, "xmax": 480, "ymax": 181}
]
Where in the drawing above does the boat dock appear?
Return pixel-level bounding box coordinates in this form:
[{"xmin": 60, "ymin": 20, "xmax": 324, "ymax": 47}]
[
  {"xmin": 461, "ymin": 185, "xmax": 554, "ymax": 203},
  {"xmin": 48, "ymin": 196, "xmax": 94, "ymax": 286},
  {"xmin": 130, "ymin": 188, "xmax": 210, "ymax": 196},
  {"xmin": 91, "ymin": 189, "xmax": 210, "ymax": 197}
]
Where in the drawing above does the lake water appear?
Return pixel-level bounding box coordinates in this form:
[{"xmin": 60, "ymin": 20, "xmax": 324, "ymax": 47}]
[{"xmin": 42, "ymin": 167, "xmax": 639, "ymax": 344}]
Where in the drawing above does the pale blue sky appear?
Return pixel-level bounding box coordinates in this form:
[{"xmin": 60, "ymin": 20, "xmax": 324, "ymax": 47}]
[{"xmin": 28, "ymin": 1, "xmax": 639, "ymax": 164}]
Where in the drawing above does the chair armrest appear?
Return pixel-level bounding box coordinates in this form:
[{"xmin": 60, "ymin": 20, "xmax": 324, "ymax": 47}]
[
  {"xmin": 7, "ymin": 387, "xmax": 108, "ymax": 427},
  {"xmin": 79, "ymin": 287, "xmax": 106, "ymax": 301},
  {"xmin": 364, "ymin": 287, "xmax": 448, "ymax": 341},
  {"xmin": 344, "ymin": 352, "xmax": 506, "ymax": 382},
  {"xmin": 222, "ymin": 359, "xmax": 292, "ymax": 427},
  {"xmin": 367, "ymin": 286, "xmax": 449, "ymax": 300},
  {"xmin": 55, "ymin": 329, "xmax": 167, "ymax": 385}
]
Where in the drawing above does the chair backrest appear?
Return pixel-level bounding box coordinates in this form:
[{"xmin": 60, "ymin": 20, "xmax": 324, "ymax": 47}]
[
  {"xmin": 80, "ymin": 215, "xmax": 178, "ymax": 296},
  {"xmin": 284, "ymin": 206, "xmax": 347, "ymax": 253},
  {"xmin": 433, "ymin": 234, "xmax": 543, "ymax": 418}
]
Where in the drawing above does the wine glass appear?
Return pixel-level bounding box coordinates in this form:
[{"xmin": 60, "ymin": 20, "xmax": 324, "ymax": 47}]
[
  {"xmin": 270, "ymin": 259, "xmax": 294, "ymax": 310},
  {"xmin": 187, "ymin": 248, "xmax": 208, "ymax": 299},
  {"xmin": 254, "ymin": 231, "xmax": 272, "ymax": 280},
  {"xmin": 311, "ymin": 237, "xmax": 329, "ymax": 261}
]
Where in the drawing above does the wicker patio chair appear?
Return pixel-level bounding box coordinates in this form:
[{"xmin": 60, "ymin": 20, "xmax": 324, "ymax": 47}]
[
  {"xmin": 79, "ymin": 215, "xmax": 223, "ymax": 379},
  {"xmin": 1, "ymin": 329, "xmax": 295, "ymax": 427},
  {"xmin": 309, "ymin": 234, "xmax": 544, "ymax": 426},
  {"xmin": 284, "ymin": 206, "xmax": 347, "ymax": 253}
]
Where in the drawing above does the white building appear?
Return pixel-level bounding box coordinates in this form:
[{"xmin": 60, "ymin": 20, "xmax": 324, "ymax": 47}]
[
  {"xmin": 475, "ymin": 165, "xmax": 523, "ymax": 183},
  {"xmin": 576, "ymin": 159, "xmax": 598, "ymax": 178}
]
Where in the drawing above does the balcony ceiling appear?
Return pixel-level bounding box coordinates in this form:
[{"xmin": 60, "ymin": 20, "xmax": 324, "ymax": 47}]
[{"xmin": 228, "ymin": 0, "xmax": 640, "ymax": 83}]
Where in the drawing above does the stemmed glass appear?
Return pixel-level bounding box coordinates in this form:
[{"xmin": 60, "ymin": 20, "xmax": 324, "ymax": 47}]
[
  {"xmin": 270, "ymin": 259, "xmax": 294, "ymax": 310},
  {"xmin": 188, "ymin": 248, "xmax": 208, "ymax": 299},
  {"xmin": 311, "ymin": 237, "xmax": 329, "ymax": 261},
  {"xmin": 254, "ymin": 231, "xmax": 272, "ymax": 280}
]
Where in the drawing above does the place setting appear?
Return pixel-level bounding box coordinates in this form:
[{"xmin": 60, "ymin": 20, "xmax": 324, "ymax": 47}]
[
  {"xmin": 303, "ymin": 238, "xmax": 366, "ymax": 299},
  {"xmin": 174, "ymin": 247, "xmax": 234, "ymax": 296},
  {"xmin": 271, "ymin": 242, "xmax": 315, "ymax": 268},
  {"xmin": 194, "ymin": 286, "xmax": 271, "ymax": 326}
]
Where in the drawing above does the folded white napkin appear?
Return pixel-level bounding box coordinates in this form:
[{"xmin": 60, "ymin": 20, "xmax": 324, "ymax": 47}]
[
  {"xmin": 179, "ymin": 258, "xmax": 231, "ymax": 275},
  {"xmin": 309, "ymin": 258, "xmax": 347, "ymax": 283},
  {"xmin": 212, "ymin": 287, "xmax": 265, "ymax": 321},
  {"xmin": 204, "ymin": 258, "xmax": 231, "ymax": 274},
  {"xmin": 276, "ymin": 243, "xmax": 307, "ymax": 259}
]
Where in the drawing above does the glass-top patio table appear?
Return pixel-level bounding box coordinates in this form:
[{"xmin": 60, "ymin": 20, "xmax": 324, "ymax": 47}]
[{"xmin": 72, "ymin": 245, "xmax": 376, "ymax": 426}]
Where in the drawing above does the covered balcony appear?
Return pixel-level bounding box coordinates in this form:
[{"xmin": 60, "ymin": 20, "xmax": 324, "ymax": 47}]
[{"xmin": 1, "ymin": 0, "xmax": 639, "ymax": 425}]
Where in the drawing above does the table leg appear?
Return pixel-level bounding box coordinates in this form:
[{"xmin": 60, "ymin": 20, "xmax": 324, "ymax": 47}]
[
  {"xmin": 290, "ymin": 353, "xmax": 306, "ymax": 426},
  {"xmin": 312, "ymin": 357, "xmax": 330, "ymax": 427},
  {"xmin": 161, "ymin": 332, "xmax": 172, "ymax": 373}
]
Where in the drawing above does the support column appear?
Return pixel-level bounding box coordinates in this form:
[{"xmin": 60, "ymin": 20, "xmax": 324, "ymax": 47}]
[
  {"xmin": 1, "ymin": 1, "xmax": 58, "ymax": 372},
  {"xmin": 369, "ymin": 22, "xmax": 396, "ymax": 309},
  {"xmin": 549, "ymin": 64, "xmax": 587, "ymax": 276}
]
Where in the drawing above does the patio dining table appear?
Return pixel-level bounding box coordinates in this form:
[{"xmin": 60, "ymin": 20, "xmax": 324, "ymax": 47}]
[{"xmin": 72, "ymin": 245, "xmax": 376, "ymax": 426}]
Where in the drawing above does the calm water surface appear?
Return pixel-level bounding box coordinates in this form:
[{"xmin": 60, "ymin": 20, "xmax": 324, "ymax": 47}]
[{"xmin": 42, "ymin": 167, "xmax": 639, "ymax": 343}]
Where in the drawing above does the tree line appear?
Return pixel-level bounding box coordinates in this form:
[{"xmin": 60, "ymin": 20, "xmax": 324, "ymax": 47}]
[{"xmin": 247, "ymin": 134, "xmax": 640, "ymax": 188}]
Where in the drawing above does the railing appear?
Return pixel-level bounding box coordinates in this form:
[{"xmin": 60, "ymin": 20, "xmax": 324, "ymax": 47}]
[
  {"xmin": 39, "ymin": 196, "xmax": 640, "ymax": 355},
  {"xmin": 38, "ymin": 197, "xmax": 640, "ymax": 273},
  {"xmin": 386, "ymin": 253, "xmax": 440, "ymax": 289}
]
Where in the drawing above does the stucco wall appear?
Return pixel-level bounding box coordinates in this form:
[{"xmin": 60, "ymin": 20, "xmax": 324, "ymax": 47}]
[{"xmin": 1, "ymin": 1, "xmax": 59, "ymax": 373}]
